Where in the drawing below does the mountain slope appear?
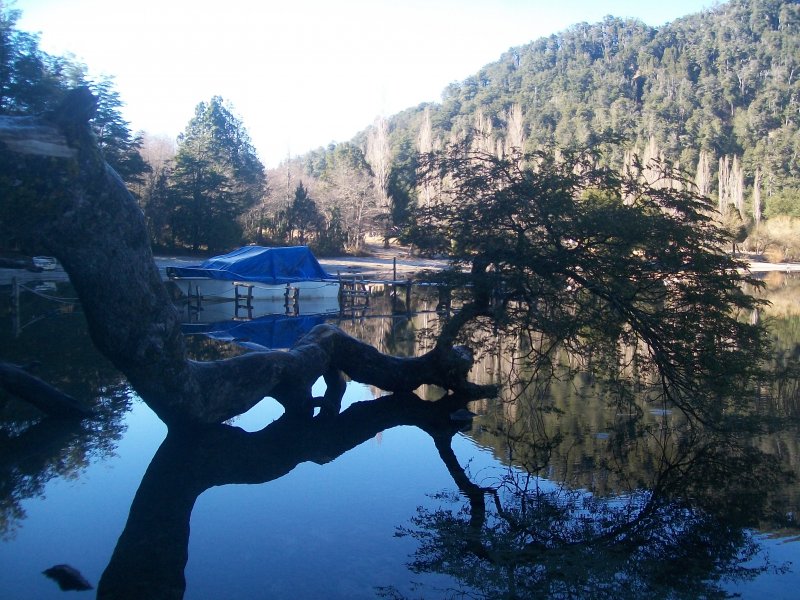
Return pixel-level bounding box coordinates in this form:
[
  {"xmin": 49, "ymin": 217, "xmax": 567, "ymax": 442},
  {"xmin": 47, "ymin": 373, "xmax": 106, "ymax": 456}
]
[{"xmin": 382, "ymin": 0, "xmax": 799, "ymax": 203}]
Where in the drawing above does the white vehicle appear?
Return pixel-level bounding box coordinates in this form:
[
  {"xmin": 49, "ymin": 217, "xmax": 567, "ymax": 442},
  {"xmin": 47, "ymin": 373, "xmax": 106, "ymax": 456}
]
[{"xmin": 32, "ymin": 256, "xmax": 58, "ymax": 270}]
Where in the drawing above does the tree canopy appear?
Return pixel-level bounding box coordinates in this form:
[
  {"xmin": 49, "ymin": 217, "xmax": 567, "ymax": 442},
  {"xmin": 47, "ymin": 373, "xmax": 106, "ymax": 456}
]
[
  {"xmin": 411, "ymin": 141, "xmax": 769, "ymax": 424},
  {"xmin": 168, "ymin": 96, "xmax": 266, "ymax": 252},
  {"xmin": 373, "ymin": 0, "xmax": 800, "ymax": 244},
  {"xmin": 0, "ymin": 3, "xmax": 148, "ymax": 252}
]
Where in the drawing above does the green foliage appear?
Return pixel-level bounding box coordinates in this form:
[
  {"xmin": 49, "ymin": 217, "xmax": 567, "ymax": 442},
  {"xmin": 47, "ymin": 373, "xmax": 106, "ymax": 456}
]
[
  {"xmin": 0, "ymin": 4, "xmax": 148, "ymax": 202},
  {"xmin": 169, "ymin": 97, "xmax": 266, "ymax": 251},
  {"xmin": 765, "ymin": 188, "xmax": 800, "ymax": 219},
  {"xmin": 412, "ymin": 142, "xmax": 769, "ymax": 424},
  {"xmin": 385, "ymin": 0, "xmax": 800, "ymax": 217},
  {"xmin": 0, "ymin": 6, "xmax": 64, "ymax": 114},
  {"xmin": 386, "ymin": 132, "xmax": 419, "ymax": 232},
  {"xmin": 310, "ymin": 205, "xmax": 347, "ymax": 256},
  {"xmin": 286, "ymin": 181, "xmax": 321, "ymax": 244},
  {"xmin": 324, "ymin": 141, "xmax": 373, "ymax": 178},
  {"xmin": 89, "ymin": 76, "xmax": 149, "ymax": 187}
]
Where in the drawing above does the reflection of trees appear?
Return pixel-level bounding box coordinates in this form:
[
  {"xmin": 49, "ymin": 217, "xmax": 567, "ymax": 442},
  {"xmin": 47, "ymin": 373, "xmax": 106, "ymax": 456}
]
[
  {"xmin": 457, "ymin": 267, "xmax": 800, "ymax": 502},
  {"xmin": 0, "ymin": 380, "xmax": 130, "ymax": 538},
  {"xmin": 97, "ymin": 391, "xmax": 480, "ymax": 599},
  {"xmin": 92, "ymin": 371, "xmax": 795, "ymax": 600},
  {"xmin": 748, "ymin": 274, "xmax": 800, "ymax": 420},
  {"xmin": 0, "ymin": 281, "xmax": 131, "ymax": 538},
  {"xmin": 336, "ymin": 290, "xmax": 442, "ymax": 358},
  {"xmin": 394, "ymin": 417, "xmax": 791, "ymax": 600},
  {"xmin": 390, "ymin": 299, "xmax": 800, "ymax": 599}
]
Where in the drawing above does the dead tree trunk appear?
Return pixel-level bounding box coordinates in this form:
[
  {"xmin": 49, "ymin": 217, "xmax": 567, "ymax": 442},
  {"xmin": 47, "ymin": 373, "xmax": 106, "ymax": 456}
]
[{"xmin": 0, "ymin": 89, "xmax": 487, "ymax": 427}]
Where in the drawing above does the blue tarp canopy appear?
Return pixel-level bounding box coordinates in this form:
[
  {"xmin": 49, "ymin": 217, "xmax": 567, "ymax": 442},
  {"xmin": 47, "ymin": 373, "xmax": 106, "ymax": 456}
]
[
  {"xmin": 169, "ymin": 246, "xmax": 333, "ymax": 283},
  {"xmin": 181, "ymin": 313, "xmax": 328, "ymax": 350}
]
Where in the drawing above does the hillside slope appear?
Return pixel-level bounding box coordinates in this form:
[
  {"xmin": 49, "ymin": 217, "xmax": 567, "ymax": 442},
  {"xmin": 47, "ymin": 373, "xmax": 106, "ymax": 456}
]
[{"xmin": 378, "ymin": 0, "xmax": 799, "ymax": 206}]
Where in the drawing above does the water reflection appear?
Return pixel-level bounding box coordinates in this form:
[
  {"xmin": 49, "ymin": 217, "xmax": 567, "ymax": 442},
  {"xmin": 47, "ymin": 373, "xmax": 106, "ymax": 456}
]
[
  {"xmin": 383, "ymin": 275, "xmax": 800, "ymax": 598},
  {"xmin": 3, "ymin": 276, "xmax": 800, "ymax": 598},
  {"xmin": 748, "ymin": 272, "xmax": 800, "ymax": 421},
  {"xmin": 394, "ymin": 419, "xmax": 793, "ymax": 599},
  {"xmin": 0, "ymin": 280, "xmax": 131, "ymax": 539},
  {"xmin": 98, "ymin": 391, "xmax": 478, "ymax": 599},
  {"xmin": 98, "ymin": 384, "xmax": 797, "ymax": 599}
]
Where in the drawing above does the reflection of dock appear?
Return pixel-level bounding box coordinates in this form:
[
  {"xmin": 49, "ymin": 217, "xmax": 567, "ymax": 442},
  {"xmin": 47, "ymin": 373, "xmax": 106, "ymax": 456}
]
[
  {"xmin": 178, "ymin": 291, "xmax": 340, "ymax": 324},
  {"xmin": 337, "ymin": 257, "xmax": 454, "ymax": 316},
  {"xmin": 338, "ymin": 274, "xmax": 371, "ymax": 309},
  {"xmin": 9, "ymin": 277, "xmax": 79, "ymax": 337}
]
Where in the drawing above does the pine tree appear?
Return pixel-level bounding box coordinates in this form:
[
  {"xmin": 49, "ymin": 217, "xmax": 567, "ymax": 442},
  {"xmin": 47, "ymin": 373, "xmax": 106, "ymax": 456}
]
[{"xmin": 169, "ymin": 97, "xmax": 266, "ymax": 252}]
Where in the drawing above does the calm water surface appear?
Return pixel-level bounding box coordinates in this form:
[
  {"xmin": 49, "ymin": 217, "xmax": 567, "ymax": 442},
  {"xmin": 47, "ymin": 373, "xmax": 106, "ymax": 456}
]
[{"xmin": 2, "ymin": 275, "xmax": 800, "ymax": 599}]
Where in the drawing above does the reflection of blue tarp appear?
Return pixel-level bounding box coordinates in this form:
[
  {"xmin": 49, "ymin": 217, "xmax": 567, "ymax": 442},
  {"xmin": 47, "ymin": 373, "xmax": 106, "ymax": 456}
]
[
  {"xmin": 170, "ymin": 246, "xmax": 332, "ymax": 283},
  {"xmin": 182, "ymin": 313, "xmax": 328, "ymax": 350}
]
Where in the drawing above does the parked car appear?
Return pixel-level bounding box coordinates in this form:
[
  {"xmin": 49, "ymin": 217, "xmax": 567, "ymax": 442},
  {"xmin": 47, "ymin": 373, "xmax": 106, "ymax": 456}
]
[{"xmin": 32, "ymin": 256, "xmax": 58, "ymax": 270}]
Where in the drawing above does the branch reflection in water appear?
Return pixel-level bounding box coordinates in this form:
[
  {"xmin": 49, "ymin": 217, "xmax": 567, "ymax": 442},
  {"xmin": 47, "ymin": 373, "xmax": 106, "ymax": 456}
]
[
  {"xmin": 390, "ymin": 275, "xmax": 800, "ymax": 598},
  {"xmin": 391, "ymin": 319, "xmax": 798, "ymax": 599},
  {"xmin": 97, "ymin": 390, "xmax": 483, "ymax": 599},
  {"xmin": 394, "ymin": 422, "xmax": 791, "ymax": 599},
  {"xmin": 98, "ymin": 381, "xmax": 794, "ymax": 599},
  {"xmin": 5, "ymin": 281, "xmax": 800, "ymax": 599}
]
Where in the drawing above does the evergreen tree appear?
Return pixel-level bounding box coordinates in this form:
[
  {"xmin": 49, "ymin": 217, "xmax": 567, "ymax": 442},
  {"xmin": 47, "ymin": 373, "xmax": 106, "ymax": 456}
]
[
  {"xmin": 0, "ymin": 5, "xmax": 63, "ymax": 114},
  {"xmin": 0, "ymin": 3, "xmax": 148, "ymax": 246},
  {"xmin": 382, "ymin": 0, "xmax": 800, "ymax": 222},
  {"xmin": 89, "ymin": 76, "xmax": 149, "ymax": 187},
  {"xmin": 287, "ymin": 181, "xmax": 321, "ymax": 245},
  {"xmin": 411, "ymin": 141, "xmax": 768, "ymax": 423},
  {"xmin": 170, "ymin": 97, "xmax": 266, "ymax": 252}
]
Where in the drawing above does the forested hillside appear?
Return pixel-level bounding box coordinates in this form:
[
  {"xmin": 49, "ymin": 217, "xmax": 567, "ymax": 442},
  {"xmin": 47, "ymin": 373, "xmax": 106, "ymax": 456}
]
[
  {"xmin": 361, "ymin": 0, "xmax": 799, "ymax": 256},
  {"xmin": 430, "ymin": 0, "xmax": 798, "ymax": 174}
]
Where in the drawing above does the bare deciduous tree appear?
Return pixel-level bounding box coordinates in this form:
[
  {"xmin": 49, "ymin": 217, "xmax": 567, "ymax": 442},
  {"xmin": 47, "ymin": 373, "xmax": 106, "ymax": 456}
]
[
  {"xmin": 695, "ymin": 149, "xmax": 712, "ymax": 198},
  {"xmin": 134, "ymin": 133, "xmax": 177, "ymax": 246},
  {"xmin": 753, "ymin": 167, "xmax": 762, "ymax": 226},
  {"xmin": 505, "ymin": 103, "xmax": 526, "ymax": 157},
  {"xmin": 417, "ymin": 108, "xmax": 438, "ymax": 208},
  {"xmin": 366, "ymin": 115, "xmax": 392, "ymax": 247},
  {"xmin": 323, "ymin": 148, "xmax": 376, "ymax": 252}
]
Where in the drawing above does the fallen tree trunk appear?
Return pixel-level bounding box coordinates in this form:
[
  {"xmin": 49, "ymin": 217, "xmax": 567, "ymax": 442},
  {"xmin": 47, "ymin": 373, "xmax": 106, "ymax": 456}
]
[{"xmin": 0, "ymin": 88, "xmax": 487, "ymax": 427}]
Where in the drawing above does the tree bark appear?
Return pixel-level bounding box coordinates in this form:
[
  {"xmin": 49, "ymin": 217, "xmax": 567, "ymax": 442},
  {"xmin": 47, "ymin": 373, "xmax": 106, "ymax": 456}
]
[{"xmin": 0, "ymin": 89, "xmax": 487, "ymax": 427}]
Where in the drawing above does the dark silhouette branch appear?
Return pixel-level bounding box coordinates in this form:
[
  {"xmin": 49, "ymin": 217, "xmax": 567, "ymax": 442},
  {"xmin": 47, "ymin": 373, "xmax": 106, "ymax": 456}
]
[{"xmin": 98, "ymin": 392, "xmax": 482, "ymax": 599}]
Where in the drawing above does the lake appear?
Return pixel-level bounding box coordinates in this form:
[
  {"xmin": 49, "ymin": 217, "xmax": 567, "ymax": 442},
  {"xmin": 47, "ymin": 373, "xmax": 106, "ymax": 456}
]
[{"xmin": 2, "ymin": 273, "xmax": 800, "ymax": 599}]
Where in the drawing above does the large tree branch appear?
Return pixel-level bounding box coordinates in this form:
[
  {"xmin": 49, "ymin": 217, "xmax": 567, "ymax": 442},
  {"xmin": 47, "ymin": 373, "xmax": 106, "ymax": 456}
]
[{"xmin": 0, "ymin": 89, "xmax": 486, "ymax": 427}]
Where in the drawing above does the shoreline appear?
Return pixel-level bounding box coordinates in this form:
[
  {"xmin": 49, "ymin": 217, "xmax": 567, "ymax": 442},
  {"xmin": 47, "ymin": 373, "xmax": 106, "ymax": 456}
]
[{"xmin": 2, "ymin": 253, "xmax": 799, "ymax": 285}]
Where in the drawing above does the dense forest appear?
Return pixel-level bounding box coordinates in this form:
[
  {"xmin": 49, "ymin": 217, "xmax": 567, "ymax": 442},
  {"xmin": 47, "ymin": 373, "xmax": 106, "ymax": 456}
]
[
  {"xmin": 1, "ymin": 0, "xmax": 799, "ymax": 258},
  {"xmin": 375, "ymin": 0, "xmax": 800, "ymax": 259}
]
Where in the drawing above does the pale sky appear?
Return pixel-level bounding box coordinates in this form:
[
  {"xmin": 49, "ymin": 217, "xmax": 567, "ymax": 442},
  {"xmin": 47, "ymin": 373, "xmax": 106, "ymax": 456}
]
[{"xmin": 13, "ymin": 0, "xmax": 724, "ymax": 167}]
